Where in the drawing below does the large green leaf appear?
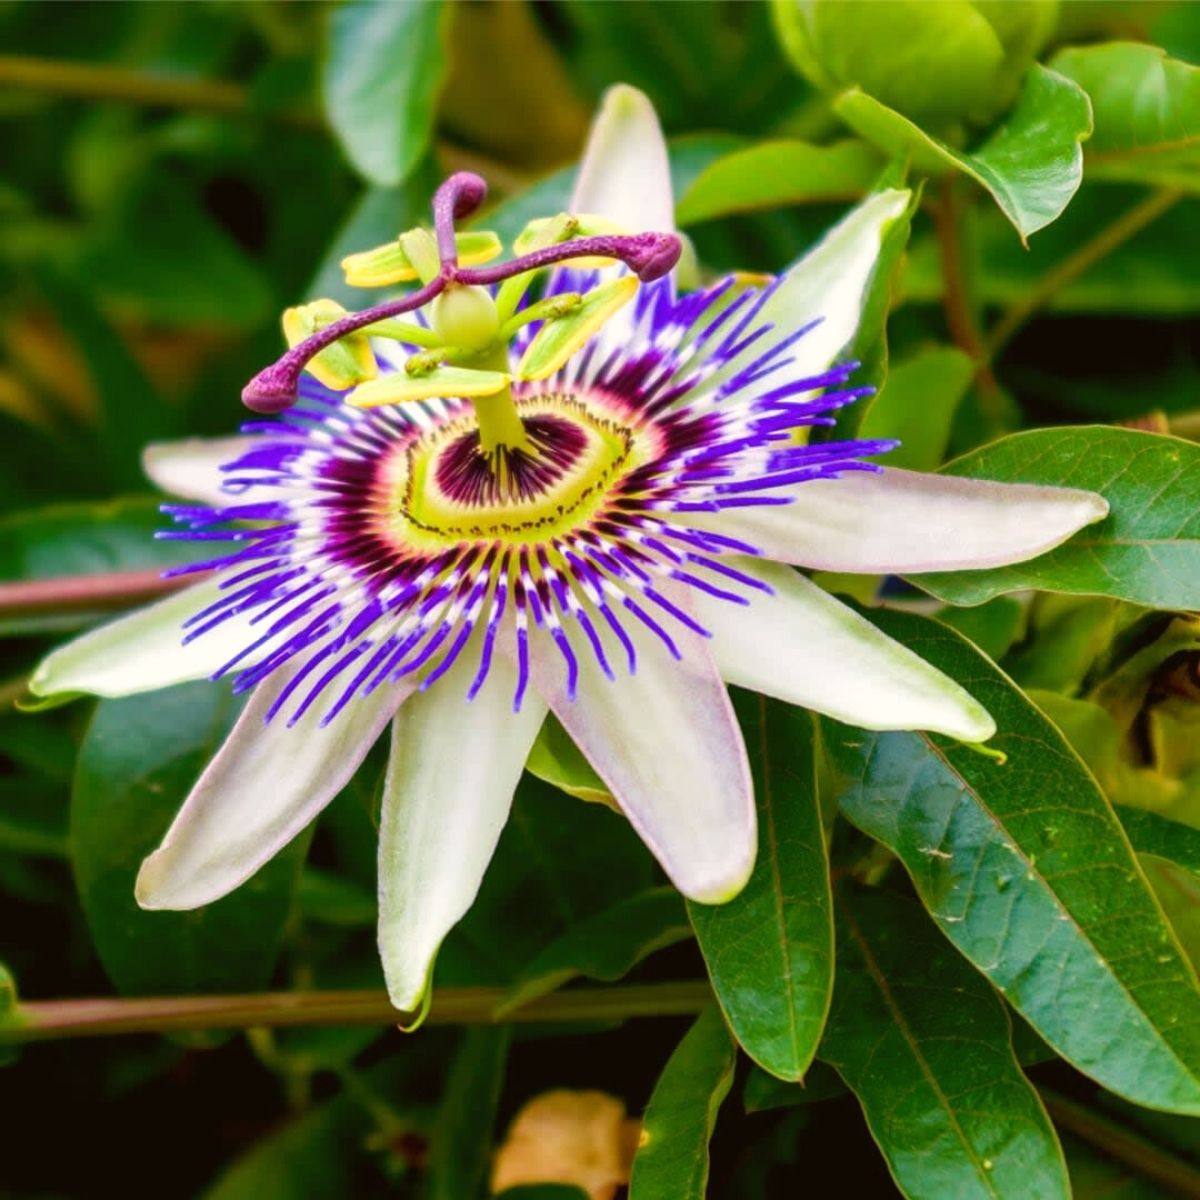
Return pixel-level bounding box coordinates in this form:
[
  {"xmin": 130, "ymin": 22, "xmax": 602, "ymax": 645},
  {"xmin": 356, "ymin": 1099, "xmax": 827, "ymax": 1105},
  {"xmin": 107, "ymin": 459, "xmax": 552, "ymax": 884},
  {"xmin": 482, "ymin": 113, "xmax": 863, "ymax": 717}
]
[
  {"xmin": 427, "ymin": 1028, "xmax": 510, "ymax": 1200},
  {"xmin": 854, "ymin": 345, "xmax": 974, "ymax": 469},
  {"xmin": 675, "ymin": 140, "xmax": 880, "ymax": 225},
  {"xmin": 1052, "ymin": 42, "xmax": 1200, "ymax": 192},
  {"xmin": 72, "ymin": 681, "xmax": 306, "ymax": 996},
  {"xmin": 323, "ymin": 0, "xmax": 449, "ymax": 187},
  {"xmin": 821, "ymin": 887, "xmax": 1068, "ymax": 1199},
  {"xmin": 770, "ymin": 0, "xmax": 1009, "ymax": 127},
  {"xmin": 825, "ymin": 609, "xmax": 1200, "ymax": 1114},
  {"xmin": 689, "ymin": 696, "xmax": 833, "ymax": 1082},
  {"xmin": 497, "ymin": 887, "xmax": 690, "ymax": 1017},
  {"xmin": 835, "ymin": 65, "xmax": 1092, "ymax": 240},
  {"xmin": 1120, "ymin": 808, "xmax": 1200, "ymax": 881},
  {"xmin": 628, "ymin": 1007, "xmax": 736, "ymax": 1200},
  {"xmin": 913, "ymin": 427, "xmax": 1200, "ymax": 610}
]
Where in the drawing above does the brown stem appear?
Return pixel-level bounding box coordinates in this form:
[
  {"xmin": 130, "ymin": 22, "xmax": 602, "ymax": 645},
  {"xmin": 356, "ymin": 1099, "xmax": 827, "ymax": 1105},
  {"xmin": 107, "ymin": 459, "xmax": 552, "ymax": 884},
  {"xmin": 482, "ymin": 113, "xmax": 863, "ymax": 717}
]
[
  {"xmin": 1, "ymin": 982, "xmax": 713, "ymax": 1043},
  {"xmin": 0, "ymin": 567, "xmax": 199, "ymax": 619},
  {"xmin": 931, "ymin": 177, "xmax": 1006, "ymax": 422},
  {"xmin": 1041, "ymin": 1088, "xmax": 1200, "ymax": 1198},
  {"xmin": 985, "ymin": 187, "xmax": 1184, "ymax": 360}
]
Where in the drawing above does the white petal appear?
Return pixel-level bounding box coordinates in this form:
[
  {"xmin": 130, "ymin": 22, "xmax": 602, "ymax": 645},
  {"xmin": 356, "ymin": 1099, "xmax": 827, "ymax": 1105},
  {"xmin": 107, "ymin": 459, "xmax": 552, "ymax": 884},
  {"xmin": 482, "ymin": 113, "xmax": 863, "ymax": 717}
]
[
  {"xmin": 699, "ymin": 559, "xmax": 995, "ymax": 742},
  {"xmin": 136, "ymin": 670, "xmax": 405, "ymax": 910},
  {"xmin": 377, "ymin": 650, "xmax": 546, "ymax": 1012},
  {"xmin": 142, "ymin": 437, "xmax": 256, "ymax": 505},
  {"xmin": 731, "ymin": 189, "xmax": 910, "ymax": 385},
  {"xmin": 529, "ymin": 621, "xmax": 755, "ymax": 905},
  {"xmin": 570, "ymin": 84, "xmax": 673, "ymax": 233},
  {"xmin": 29, "ymin": 578, "xmax": 272, "ymax": 701},
  {"xmin": 697, "ymin": 468, "xmax": 1109, "ymax": 574}
]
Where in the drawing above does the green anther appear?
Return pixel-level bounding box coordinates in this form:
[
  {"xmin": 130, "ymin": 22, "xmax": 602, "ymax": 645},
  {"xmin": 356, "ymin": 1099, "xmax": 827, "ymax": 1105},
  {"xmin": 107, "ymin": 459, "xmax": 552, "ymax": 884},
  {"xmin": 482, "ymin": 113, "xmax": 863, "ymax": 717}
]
[
  {"xmin": 497, "ymin": 292, "xmax": 584, "ymax": 342},
  {"xmin": 513, "ymin": 212, "xmax": 580, "ymax": 255},
  {"xmin": 398, "ymin": 228, "xmax": 442, "ymax": 285},
  {"xmin": 405, "ymin": 350, "xmax": 447, "ymax": 377}
]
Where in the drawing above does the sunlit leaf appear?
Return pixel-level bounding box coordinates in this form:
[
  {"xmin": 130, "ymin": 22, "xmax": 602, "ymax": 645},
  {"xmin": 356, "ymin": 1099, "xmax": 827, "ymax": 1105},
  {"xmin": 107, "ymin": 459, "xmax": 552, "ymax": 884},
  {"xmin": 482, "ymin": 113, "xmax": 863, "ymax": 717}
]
[
  {"xmin": 835, "ymin": 66, "xmax": 1092, "ymax": 240},
  {"xmin": 675, "ymin": 140, "xmax": 881, "ymax": 225},
  {"xmin": 1052, "ymin": 42, "xmax": 1200, "ymax": 191}
]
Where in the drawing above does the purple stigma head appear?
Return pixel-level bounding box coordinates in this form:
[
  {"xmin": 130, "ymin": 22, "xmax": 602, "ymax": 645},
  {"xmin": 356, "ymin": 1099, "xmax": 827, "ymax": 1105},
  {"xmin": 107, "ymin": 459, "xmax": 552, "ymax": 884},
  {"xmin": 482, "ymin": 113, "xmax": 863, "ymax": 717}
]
[
  {"xmin": 242, "ymin": 363, "xmax": 300, "ymax": 414},
  {"xmin": 623, "ymin": 232, "xmax": 683, "ymax": 282}
]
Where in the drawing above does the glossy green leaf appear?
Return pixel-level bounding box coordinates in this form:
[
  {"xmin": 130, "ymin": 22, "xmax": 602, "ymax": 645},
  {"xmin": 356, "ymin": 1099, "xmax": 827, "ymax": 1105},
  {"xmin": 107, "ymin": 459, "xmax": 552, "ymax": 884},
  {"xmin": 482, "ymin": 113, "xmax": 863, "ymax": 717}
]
[
  {"xmin": 689, "ymin": 696, "xmax": 832, "ymax": 1082},
  {"xmin": 835, "ymin": 65, "xmax": 1092, "ymax": 240},
  {"xmin": 821, "ymin": 887, "xmax": 1068, "ymax": 1199},
  {"xmin": 1052, "ymin": 42, "xmax": 1200, "ymax": 191},
  {"xmin": 72, "ymin": 681, "xmax": 306, "ymax": 996},
  {"xmin": 324, "ymin": 0, "xmax": 449, "ymax": 187},
  {"xmin": 628, "ymin": 1007, "xmax": 736, "ymax": 1200},
  {"xmin": 913, "ymin": 428, "xmax": 1200, "ymax": 610},
  {"xmin": 497, "ymin": 887, "xmax": 690, "ymax": 1017},
  {"xmin": 855, "ymin": 346, "xmax": 974, "ymax": 469},
  {"xmin": 825, "ymin": 609, "xmax": 1200, "ymax": 1114},
  {"xmin": 525, "ymin": 715, "xmax": 613, "ymax": 808},
  {"xmin": 427, "ymin": 1028, "xmax": 509, "ymax": 1200},
  {"xmin": 675, "ymin": 140, "xmax": 880, "ymax": 225},
  {"xmin": 296, "ymin": 867, "xmax": 376, "ymax": 927},
  {"xmin": 771, "ymin": 0, "xmax": 1007, "ymax": 127}
]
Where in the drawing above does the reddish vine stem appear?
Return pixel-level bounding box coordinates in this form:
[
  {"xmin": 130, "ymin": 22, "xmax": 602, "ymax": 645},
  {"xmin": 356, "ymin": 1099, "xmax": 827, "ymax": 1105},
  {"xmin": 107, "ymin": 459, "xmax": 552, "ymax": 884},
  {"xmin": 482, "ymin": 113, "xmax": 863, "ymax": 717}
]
[{"xmin": 0, "ymin": 567, "xmax": 198, "ymax": 618}]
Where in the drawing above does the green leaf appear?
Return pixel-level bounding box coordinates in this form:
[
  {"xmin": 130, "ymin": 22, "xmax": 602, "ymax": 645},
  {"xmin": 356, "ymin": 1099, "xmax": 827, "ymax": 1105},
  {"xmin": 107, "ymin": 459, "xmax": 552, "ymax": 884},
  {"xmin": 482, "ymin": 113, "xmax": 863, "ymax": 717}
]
[
  {"xmin": 525, "ymin": 715, "xmax": 614, "ymax": 808},
  {"xmin": 825, "ymin": 608, "xmax": 1200, "ymax": 1114},
  {"xmin": 498, "ymin": 887, "xmax": 691, "ymax": 1017},
  {"xmin": 855, "ymin": 345, "xmax": 974, "ymax": 469},
  {"xmin": 835, "ymin": 65, "xmax": 1092, "ymax": 240},
  {"xmin": 935, "ymin": 597, "xmax": 1025, "ymax": 662},
  {"xmin": 1141, "ymin": 854, "xmax": 1200, "ymax": 976},
  {"xmin": 427, "ymin": 1028, "xmax": 509, "ymax": 1200},
  {"xmin": 72, "ymin": 681, "xmax": 307, "ymax": 996},
  {"xmin": 628, "ymin": 1007, "xmax": 736, "ymax": 1200},
  {"xmin": 0, "ymin": 961, "xmax": 15, "ymax": 1016},
  {"xmin": 742, "ymin": 1061, "xmax": 847, "ymax": 1112},
  {"xmin": 1052, "ymin": 42, "xmax": 1200, "ymax": 191},
  {"xmin": 440, "ymin": 776, "xmax": 656, "ymax": 989},
  {"xmin": 771, "ymin": 0, "xmax": 1007, "ymax": 127},
  {"xmin": 820, "ymin": 887, "xmax": 1068, "ymax": 1200},
  {"xmin": 689, "ymin": 696, "xmax": 833, "ymax": 1082},
  {"xmin": 296, "ymin": 867, "xmax": 376, "ymax": 927},
  {"xmin": 913, "ymin": 427, "xmax": 1200, "ymax": 610},
  {"xmin": 675, "ymin": 139, "xmax": 881, "ymax": 225},
  {"xmin": 1119, "ymin": 808, "xmax": 1200, "ymax": 881},
  {"xmin": 324, "ymin": 0, "xmax": 449, "ymax": 187}
]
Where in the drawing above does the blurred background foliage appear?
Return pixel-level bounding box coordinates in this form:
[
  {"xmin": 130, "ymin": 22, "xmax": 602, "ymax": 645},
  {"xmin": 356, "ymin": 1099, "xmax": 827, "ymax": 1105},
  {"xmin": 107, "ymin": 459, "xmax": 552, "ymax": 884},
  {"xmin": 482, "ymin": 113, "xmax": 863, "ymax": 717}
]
[{"xmin": 2, "ymin": 1, "xmax": 1200, "ymax": 1197}]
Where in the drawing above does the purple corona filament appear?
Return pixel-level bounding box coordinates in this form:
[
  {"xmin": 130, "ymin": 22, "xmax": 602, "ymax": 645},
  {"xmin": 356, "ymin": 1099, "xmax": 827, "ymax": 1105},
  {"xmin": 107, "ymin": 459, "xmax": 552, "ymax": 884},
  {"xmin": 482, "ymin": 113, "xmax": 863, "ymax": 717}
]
[{"xmin": 169, "ymin": 193, "xmax": 896, "ymax": 724}]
